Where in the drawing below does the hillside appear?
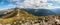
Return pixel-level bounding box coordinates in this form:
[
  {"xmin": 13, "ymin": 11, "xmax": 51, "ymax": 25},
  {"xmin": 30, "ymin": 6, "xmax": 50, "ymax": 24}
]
[
  {"xmin": 0, "ymin": 8, "xmax": 39, "ymax": 25},
  {"xmin": 0, "ymin": 8, "xmax": 60, "ymax": 25}
]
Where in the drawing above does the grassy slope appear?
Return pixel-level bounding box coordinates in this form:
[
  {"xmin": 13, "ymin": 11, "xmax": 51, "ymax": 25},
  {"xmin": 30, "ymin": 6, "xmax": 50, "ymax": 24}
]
[
  {"xmin": 0, "ymin": 8, "xmax": 59, "ymax": 25},
  {"xmin": 0, "ymin": 8, "xmax": 39, "ymax": 24}
]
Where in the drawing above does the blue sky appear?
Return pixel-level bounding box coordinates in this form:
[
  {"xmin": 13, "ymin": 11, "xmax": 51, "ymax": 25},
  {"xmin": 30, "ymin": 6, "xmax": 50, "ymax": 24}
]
[
  {"xmin": 0, "ymin": 0, "xmax": 60, "ymax": 10},
  {"xmin": 0, "ymin": 0, "xmax": 24, "ymax": 10}
]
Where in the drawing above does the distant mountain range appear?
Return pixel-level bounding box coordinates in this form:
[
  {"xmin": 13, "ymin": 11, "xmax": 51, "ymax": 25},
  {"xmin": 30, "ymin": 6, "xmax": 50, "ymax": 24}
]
[
  {"xmin": 50, "ymin": 9, "xmax": 60, "ymax": 14},
  {"xmin": 24, "ymin": 9, "xmax": 56, "ymax": 16},
  {"xmin": 0, "ymin": 8, "xmax": 60, "ymax": 16}
]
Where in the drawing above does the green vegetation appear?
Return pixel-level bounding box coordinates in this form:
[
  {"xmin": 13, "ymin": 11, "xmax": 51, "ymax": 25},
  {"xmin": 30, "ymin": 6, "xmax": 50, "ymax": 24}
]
[{"xmin": 0, "ymin": 8, "xmax": 59, "ymax": 25}]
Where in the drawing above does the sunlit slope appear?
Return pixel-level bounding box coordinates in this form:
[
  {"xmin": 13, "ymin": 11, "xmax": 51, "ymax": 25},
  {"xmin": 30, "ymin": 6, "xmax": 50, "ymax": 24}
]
[{"xmin": 0, "ymin": 8, "xmax": 39, "ymax": 24}]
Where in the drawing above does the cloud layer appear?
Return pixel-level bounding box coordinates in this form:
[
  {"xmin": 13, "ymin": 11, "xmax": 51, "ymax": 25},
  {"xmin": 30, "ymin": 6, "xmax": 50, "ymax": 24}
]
[{"xmin": 1, "ymin": 0, "xmax": 60, "ymax": 9}]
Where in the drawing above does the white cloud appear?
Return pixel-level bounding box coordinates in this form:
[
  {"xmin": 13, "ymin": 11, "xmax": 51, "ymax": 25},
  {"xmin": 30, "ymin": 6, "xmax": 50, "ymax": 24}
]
[
  {"xmin": 55, "ymin": 0, "xmax": 57, "ymax": 1},
  {"xmin": 54, "ymin": 0, "xmax": 60, "ymax": 3},
  {"xmin": 7, "ymin": 0, "xmax": 60, "ymax": 9},
  {"xmin": 58, "ymin": 0, "xmax": 60, "ymax": 3},
  {"xmin": 7, "ymin": 0, "xmax": 20, "ymax": 2},
  {"xmin": 7, "ymin": 0, "xmax": 48, "ymax": 9},
  {"xmin": 41, "ymin": 0, "xmax": 47, "ymax": 2},
  {"xmin": 19, "ymin": 0, "xmax": 48, "ymax": 9},
  {"xmin": 46, "ymin": 5, "xmax": 60, "ymax": 9},
  {"xmin": 8, "ymin": 4, "xmax": 16, "ymax": 8}
]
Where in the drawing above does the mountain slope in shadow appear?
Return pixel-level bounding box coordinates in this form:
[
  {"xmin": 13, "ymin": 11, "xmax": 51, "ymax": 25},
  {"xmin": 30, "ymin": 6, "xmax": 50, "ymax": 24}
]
[{"xmin": 24, "ymin": 9, "xmax": 56, "ymax": 16}]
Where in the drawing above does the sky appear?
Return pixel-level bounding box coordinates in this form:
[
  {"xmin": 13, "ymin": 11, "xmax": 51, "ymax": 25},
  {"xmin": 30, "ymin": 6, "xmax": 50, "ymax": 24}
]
[{"xmin": 0, "ymin": 0, "xmax": 60, "ymax": 10}]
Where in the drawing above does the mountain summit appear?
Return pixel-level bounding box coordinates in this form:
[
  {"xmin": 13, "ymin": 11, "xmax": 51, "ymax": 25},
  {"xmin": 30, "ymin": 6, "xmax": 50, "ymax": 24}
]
[{"xmin": 1, "ymin": 8, "xmax": 38, "ymax": 19}]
